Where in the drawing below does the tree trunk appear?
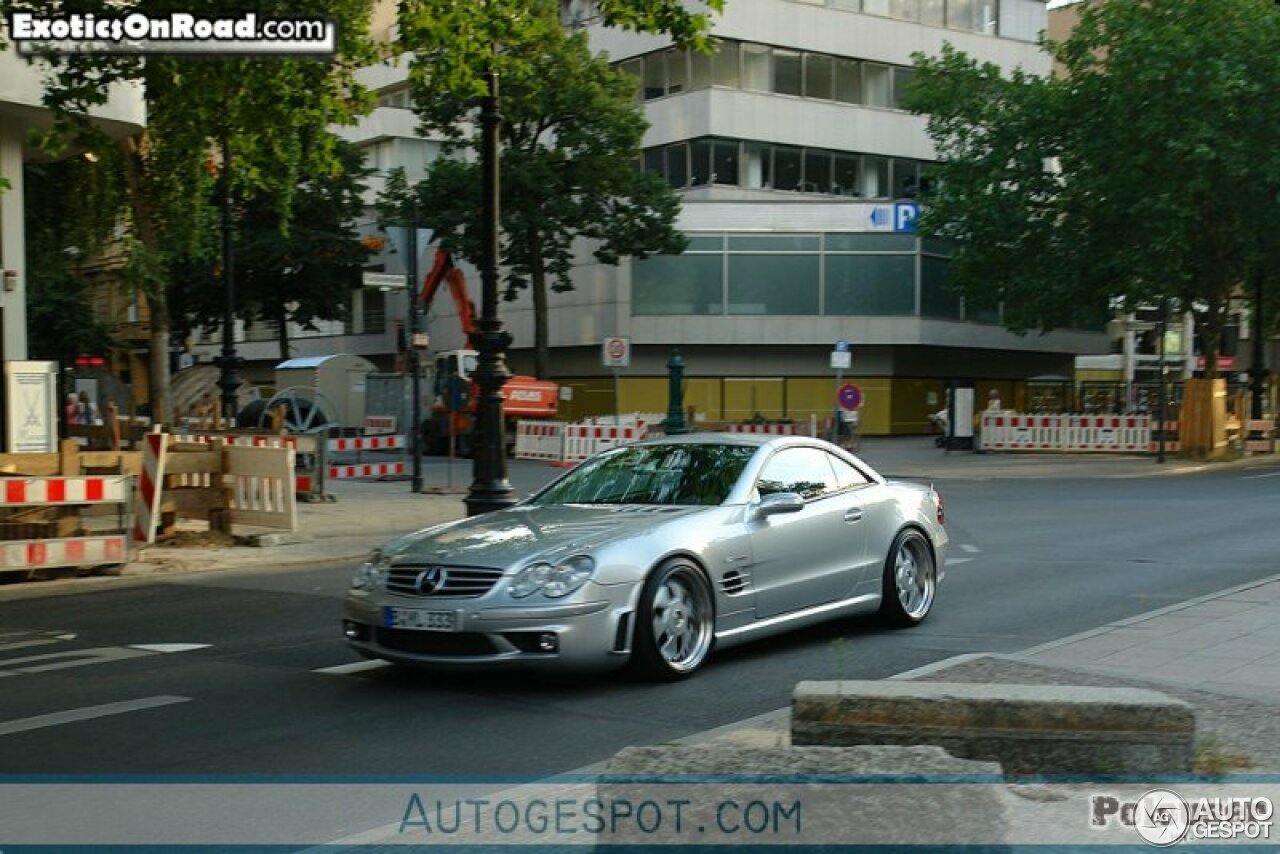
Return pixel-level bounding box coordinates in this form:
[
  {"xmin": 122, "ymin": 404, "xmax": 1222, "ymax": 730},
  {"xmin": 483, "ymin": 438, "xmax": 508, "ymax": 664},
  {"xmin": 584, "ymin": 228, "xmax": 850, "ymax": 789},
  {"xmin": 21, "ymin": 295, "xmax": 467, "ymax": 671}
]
[
  {"xmin": 276, "ymin": 301, "xmax": 291, "ymax": 362},
  {"xmin": 120, "ymin": 133, "xmax": 173, "ymax": 426},
  {"xmin": 529, "ymin": 229, "xmax": 550, "ymax": 380}
]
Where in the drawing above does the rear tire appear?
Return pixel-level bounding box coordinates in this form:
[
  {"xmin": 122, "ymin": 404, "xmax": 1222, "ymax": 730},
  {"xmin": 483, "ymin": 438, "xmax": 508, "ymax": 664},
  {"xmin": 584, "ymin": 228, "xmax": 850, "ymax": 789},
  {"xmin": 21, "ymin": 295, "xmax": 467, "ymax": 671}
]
[
  {"xmin": 630, "ymin": 559, "xmax": 715, "ymax": 680},
  {"xmin": 878, "ymin": 528, "xmax": 937, "ymax": 626}
]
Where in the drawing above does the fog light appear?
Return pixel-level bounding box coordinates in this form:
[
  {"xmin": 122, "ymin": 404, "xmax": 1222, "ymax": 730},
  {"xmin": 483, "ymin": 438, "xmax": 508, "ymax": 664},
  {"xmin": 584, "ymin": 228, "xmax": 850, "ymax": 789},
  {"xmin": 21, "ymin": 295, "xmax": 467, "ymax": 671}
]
[
  {"xmin": 343, "ymin": 621, "xmax": 363, "ymax": 640},
  {"xmin": 538, "ymin": 633, "xmax": 558, "ymax": 652}
]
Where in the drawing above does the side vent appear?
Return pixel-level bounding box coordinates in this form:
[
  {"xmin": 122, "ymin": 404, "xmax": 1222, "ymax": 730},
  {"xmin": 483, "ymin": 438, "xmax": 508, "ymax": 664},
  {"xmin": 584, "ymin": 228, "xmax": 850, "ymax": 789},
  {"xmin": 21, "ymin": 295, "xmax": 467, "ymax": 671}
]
[{"xmin": 720, "ymin": 570, "xmax": 750, "ymax": 596}]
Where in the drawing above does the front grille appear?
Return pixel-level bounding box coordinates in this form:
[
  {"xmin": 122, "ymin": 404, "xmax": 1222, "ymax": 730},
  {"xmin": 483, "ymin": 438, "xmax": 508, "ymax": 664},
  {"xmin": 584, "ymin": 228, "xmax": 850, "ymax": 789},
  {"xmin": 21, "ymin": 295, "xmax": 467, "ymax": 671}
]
[
  {"xmin": 376, "ymin": 628, "xmax": 499, "ymax": 657},
  {"xmin": 385, "ymin": 564, "xmax": 504, "ymax": 598}
]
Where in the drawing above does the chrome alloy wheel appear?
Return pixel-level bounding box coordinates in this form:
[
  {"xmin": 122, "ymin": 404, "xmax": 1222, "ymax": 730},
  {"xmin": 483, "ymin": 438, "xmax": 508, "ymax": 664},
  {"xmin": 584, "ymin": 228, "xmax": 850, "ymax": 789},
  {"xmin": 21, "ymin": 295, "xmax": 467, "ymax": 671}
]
[
  {"xmin": 649, "ymin": 569, "xmax": 713, "ymax": 673},
  {"xmin": 894, "ymin": 534, "xmax": 935, "ymax": 620}
]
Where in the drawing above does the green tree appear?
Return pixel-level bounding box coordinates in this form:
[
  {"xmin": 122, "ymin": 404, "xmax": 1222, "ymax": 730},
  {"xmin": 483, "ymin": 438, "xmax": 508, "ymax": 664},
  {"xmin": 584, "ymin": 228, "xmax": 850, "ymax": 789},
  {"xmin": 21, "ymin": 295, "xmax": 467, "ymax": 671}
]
[
  {"xmin": 1, "ymin": 0, "xmax": 379, "ymax": 421},
  {"xmin": 906, "ymin": 0, "xmax": 1280, "ymax": 374},
  {"xmin": 389, "ymin": 0, "xmax": 687, "ymax": 378},
  {"xmin": 174, "ymin": 136, "xmax": 373, "ymax": 361}
]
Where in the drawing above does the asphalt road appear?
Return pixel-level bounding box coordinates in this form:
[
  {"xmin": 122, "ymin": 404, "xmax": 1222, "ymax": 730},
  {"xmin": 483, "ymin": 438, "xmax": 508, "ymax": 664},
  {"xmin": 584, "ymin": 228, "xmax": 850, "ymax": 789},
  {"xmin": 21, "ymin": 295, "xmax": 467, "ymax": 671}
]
[{"xmin": 3, "ymin": 458, "xmax": 1279, "ymax": 777}]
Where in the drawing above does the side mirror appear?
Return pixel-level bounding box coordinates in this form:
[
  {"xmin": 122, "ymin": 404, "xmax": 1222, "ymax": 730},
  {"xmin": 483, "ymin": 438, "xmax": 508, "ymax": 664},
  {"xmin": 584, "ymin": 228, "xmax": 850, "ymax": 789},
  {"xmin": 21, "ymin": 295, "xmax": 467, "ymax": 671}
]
[{"xmin": 752, "ymin": 491, "xmax": 805, "ymax": 520}]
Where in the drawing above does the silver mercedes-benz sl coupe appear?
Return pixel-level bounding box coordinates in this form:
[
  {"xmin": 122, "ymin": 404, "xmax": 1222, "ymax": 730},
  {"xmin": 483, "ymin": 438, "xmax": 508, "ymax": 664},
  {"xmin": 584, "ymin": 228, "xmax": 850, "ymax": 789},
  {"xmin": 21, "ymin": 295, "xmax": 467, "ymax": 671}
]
[{"xmin": 343, "ymin": 433, "xmax": 947, "ymax": 679}]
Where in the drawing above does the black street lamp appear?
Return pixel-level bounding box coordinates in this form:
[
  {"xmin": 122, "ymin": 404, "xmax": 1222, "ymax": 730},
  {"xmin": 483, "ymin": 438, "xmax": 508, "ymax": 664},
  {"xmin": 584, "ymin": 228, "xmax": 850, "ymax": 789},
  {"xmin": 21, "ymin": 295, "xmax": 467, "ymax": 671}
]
[
  {"xmin": 464, "ymin": 69, "xmax": 517, "ymax": 516},
  {"xmin": 662, "ymin": 348, "xmax": 687, "ymax": 435},
  {"xmin": 403, "ymin": 201, "xmax": 425, "ymax": 494},
  {"xmin": 215, "ymin": 133, "xmax": 243, "ymax": 425}
]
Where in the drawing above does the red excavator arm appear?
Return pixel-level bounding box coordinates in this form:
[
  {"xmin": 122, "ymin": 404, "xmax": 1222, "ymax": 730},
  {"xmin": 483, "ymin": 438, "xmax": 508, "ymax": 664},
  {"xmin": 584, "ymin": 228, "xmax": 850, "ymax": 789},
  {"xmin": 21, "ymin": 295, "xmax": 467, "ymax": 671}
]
[{"xmin": 419, "ymin": 250, "xmax": 478, "ymax": 337}]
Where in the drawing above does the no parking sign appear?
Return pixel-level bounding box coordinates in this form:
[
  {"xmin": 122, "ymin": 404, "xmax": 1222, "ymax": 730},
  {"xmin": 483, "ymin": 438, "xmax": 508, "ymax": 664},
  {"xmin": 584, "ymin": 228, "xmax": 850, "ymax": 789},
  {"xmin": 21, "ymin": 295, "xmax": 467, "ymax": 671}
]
[{"xmin": 837, "ymin": 383, "xmax": 863, "ymax": 411}]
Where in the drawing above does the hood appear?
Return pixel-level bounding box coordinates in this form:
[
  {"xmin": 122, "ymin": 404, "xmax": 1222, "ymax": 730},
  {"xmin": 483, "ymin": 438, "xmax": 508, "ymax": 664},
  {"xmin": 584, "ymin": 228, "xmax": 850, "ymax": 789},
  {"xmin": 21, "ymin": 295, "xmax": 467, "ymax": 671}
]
[{"xmin": 382, "ymin": 503, "xmax": 705, "ymax": 568}]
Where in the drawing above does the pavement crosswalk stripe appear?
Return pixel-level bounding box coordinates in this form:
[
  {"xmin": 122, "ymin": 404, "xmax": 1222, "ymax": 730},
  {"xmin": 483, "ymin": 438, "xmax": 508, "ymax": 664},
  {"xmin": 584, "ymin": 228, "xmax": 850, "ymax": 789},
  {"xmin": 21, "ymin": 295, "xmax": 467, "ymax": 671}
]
[
  {"xmin": 0, "ymin": 696, "xmax": 191, "ymax": 737},
  {"xmin": 312, "ymin": 660, "xmax": 391, "ymax": 675},
  {"xmin": 128, "ymin": 644, "xmax": 211, "ymax": 653},
  {"xmin": 1242, "ymin": 471, "xmax": 1280, "ymax": 480}
]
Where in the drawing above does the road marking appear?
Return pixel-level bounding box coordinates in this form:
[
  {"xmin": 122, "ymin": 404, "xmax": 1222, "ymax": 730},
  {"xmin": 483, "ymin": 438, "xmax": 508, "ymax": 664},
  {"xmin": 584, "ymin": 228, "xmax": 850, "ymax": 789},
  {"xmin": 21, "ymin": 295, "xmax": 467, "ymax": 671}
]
[
  {"xmin": 313, "ymin": 660, "xmax": 391, "ymax": 676},
  {"xmin": 960, "ymin": 544, "xmax": 981, "ymax": 553},
  {"xmin": 0, "ymin": 638, "xmax": 63, "ymax": 654},
  {"xmin": 0, "ymin": 696, "xmax": 191, "ymax": 737},
  {"xmin": 945, "ymin": 557, "xmax": 974, "ymax": 566},
  {"xmin": 1241, "ymin": 471, "xmax": 1280, "ymax": 480},
  {"xmin": 129, "ymin": 644, "xmax": 211, "ymax": 653}
]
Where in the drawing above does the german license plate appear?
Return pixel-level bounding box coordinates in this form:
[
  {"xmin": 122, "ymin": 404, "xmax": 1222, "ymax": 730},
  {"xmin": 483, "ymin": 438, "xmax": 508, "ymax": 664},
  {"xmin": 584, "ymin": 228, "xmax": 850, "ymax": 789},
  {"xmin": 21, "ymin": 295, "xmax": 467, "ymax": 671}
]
[{"xmin": 383, "ymin": 607, "xmax": 457, "ymax": 632}]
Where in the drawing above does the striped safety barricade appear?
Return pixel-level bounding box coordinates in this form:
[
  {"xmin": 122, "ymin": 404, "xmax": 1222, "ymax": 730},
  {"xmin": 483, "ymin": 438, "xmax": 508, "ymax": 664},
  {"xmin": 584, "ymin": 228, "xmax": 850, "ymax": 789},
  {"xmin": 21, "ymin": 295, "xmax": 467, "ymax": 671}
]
[
  {"xmin": 327, "ymin": 462, "xmax": 406, "ymax": 480},
  {"xmin": 133, "ymin": 431, "xmax": 169, "ymax": 544},
  {"xmin": 327, "ymin": 435, "xmax": 406, "ymax": 453},
  {"xmin": 1063, "ymin": 415, "xmax": 1150, "ymax": 452},
  {"xmin": 1148, "ymin": 421, "xmax": 1182, "ymax": 454},
  {"xmin": 979, "ymin": 414, "xmax": 1065, "ymax": 451},
  {"xmin": 184, "ymin": 432, "xmax": 326, "ymax": 501},
  {"xmin": 514, "ymin": 421, "xmax": 567, "ymax": 462},
  {"xmin": 724, "ymin": 422, "xmax": 800, "ymax": 436},
  {"xmin": 1, "ymin": 536, "xmax": 128, "ymax": 573},
  {"xmin": 1, "ymin": 473, "xmax": 132, "ymax": 573},
  {"xmin": 561, "ymin": 424, "xmax": 649, "ymax": 465}
]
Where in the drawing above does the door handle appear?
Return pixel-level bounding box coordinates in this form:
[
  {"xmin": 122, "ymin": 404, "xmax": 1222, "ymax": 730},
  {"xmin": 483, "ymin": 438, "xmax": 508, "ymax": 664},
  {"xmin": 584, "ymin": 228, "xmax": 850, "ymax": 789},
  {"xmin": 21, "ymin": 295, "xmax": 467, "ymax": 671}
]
[{"xmin": 844, "ymin": 508, "xmax": 863, "ymax": 523}]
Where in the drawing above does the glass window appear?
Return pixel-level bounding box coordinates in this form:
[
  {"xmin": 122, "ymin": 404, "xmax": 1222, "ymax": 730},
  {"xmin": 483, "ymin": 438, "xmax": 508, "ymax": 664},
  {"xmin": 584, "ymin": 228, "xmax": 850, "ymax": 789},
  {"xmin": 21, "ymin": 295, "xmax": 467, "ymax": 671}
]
[
  {"xmin": 665, "ymin": 143, "xmax": 688, "ymax": 188},
  {"xmin": 863, "ymin": 0, "xmax": 889, "ymax": 14},
  {"xmin": 712, "ymin": 41, "xmax": 740, "ymax": 88},
  {"xmin": 834, "ymin": 58, "xmax": 861, "ymax": 104},
  {"xmin": 861, "ymin": 156, "xmax": 888, "ymax": 198},
  {"xmin": 949, "ymin": 0, "xmax": 995, "ymax": 33},
  {"xmin": 825, "ymin": 255, "xmax": 916, "ymax": 315},
  {"xmin": 829, "ymin": 454, "xmax": 871, "ymax": 489},
  {"xmin": 618, "ymin": 58, "xmax": 642, "ymax": 100},
  {"xmin": 689, "ymin": 48, "xmax": 711, "ymax": 90},
  {"xmin": 728, "ymin": 254, "xmax": 820, "ymax": 315},
  {"xmin": 742, "ymin": 44, "xmax": 771, "ymax": 92},
  {"xmin": 633, "ymin": 254, "xmax": 724, "ymax": 315},
  {"xmin": 892, "ymin": 67, "xmax": 916, "ymax": 110},
  {"xmin": 643, "ymin": 147, "xmax": 663, "ymax": 174},
  {"xmin": 863, "ymin": 63, "xmax": 891, "ymax": 107},
  {"xmin": 643, "ymin": 55, "xmax": 665, "ymax": 99},
  {"xmin": 892, "ymin": 158, "xmax": 919, "ymax": 197},
  {"xmin": 712, "ymin": 139, "xmax": 740, "ymax": 186},
  {"xmin": 773, "ymin": 49, "xmax": 803, "ymax": 96},
  {"xmin": 921, "ymin": 0, "xmax": 945, "ymax": 26},
  {"xmin": 921, "ymin": 255, "xmax": 961, "ymax": 318},
  {"xmin": 728, "ymin": 234, "xmax": 820, "ymax": 251},
  {"xmin": 804, "ymin": 54, "xmax": 834, "ymax": 100},
  {"xmin": 827, "ymin": 233, "xmax": 916, "ymax": 251},
  {"xmin": 665, "ymin": 48, "xmax": 687, "ymax": 95},
  {"xmin": 531, "ymin": 443, "xmax": 757, "ymax": 506},
  {"xmin": 922, "ymin": 237, "xmax": 950, "ymax": 256},
  {"xmin": 804, "ymin": 150, "xmax": 833, "ymax": 194},
  {"xmin": 690, "ymin": 139, "xmax": 713, "ymax": 186},
  {"xmin": 755, "ymin": 447, "xmax": 838, "ymax": 500},
  {"xmin": 742, "ymin": 142, "xmax": 771, "ymax": 189},
  {"xmin": 890, "ymin": 0, "xmax": 920, "ymax": 21},
  {"xmin": 833, "ymin": 154, "xmax": 859, "ymax": 196},
  {"xmin": 685, "ymin": 235, "xmax": 724, "ymax": 252},
  {"xmin": 774, "ymin": 145, "xmax": 803, "ymax": 191}
]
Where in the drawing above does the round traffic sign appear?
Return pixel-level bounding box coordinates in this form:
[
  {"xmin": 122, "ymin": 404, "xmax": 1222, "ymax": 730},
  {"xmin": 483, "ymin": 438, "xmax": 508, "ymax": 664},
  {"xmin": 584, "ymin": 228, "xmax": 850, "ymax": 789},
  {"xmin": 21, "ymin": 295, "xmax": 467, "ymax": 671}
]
[
  {"xmin": 606, "ymin": 338, "xmax": 626, "ymax": 359},
  {"xmin": 837, "ymin": 383, "xmax": 863, "ymax": 411}
]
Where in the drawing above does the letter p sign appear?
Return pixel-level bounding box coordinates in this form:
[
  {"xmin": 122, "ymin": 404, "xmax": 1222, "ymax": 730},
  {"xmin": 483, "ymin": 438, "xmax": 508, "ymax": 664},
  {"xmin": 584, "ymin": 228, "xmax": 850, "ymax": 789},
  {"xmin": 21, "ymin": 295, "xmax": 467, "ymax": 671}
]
[{"xmin": 893, "ymin": 201, "xmax": 920, "ymax": 233}]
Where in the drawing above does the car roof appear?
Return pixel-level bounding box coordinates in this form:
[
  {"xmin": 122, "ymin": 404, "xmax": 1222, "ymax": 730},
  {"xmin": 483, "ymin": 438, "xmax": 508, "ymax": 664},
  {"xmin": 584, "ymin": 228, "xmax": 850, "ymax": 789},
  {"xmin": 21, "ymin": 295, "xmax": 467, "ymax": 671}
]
[{"xmin": 635, "ymin": 432, "xmax": 811, "ymax": 449}]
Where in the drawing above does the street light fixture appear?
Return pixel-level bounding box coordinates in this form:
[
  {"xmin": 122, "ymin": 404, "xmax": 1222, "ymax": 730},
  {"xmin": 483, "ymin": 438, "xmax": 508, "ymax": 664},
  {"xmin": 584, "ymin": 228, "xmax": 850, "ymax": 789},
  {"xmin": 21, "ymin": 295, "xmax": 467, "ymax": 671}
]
[{"xmin": 465, "ymin": 69, "xmax": 517, "ymax": 516}]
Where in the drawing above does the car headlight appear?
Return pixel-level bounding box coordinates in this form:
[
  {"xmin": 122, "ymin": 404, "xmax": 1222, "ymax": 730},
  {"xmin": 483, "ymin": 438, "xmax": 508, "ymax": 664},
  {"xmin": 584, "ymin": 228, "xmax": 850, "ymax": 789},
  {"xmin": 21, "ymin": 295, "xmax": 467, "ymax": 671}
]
[
  {"xmin": 351, "ymin": 549, "xmax": 391, "ymax": 590},
  {"xmin": 508, "ymin": 555, "xmax": 595, "ymax": 599}
]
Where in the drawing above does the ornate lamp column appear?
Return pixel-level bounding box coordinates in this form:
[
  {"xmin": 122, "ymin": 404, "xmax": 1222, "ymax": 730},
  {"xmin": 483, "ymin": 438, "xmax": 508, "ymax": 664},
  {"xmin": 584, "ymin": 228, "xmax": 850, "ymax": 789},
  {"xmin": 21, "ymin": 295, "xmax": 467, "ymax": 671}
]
[
  {"xmin": 465, "ymin": 69, "xmax": 517, "ymax": 516},
  {"xmin": 662, "ymin": 348, "xmax": 687, "ymax": 435}
]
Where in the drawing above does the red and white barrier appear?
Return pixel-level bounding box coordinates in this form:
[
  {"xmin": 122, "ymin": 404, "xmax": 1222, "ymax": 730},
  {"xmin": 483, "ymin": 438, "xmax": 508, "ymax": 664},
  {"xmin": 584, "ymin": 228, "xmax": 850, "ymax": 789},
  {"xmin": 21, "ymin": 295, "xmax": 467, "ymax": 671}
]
[
  {"xmin": 327, "ymin": 462, "xmax": 406, "ymax": 480},
  {"xmin": 2, "ymin": 535, "xmax": 127, "ymax": 572},
  {"xmin": 562, "ymin": 424, "xmax": 649, "ymax": 464},
  {"xmin": 982, "ymin": 413, "xmax": 1173, "ymax": 454},
  {"xmin": 514, "ymin": 421, "xmax": 566, "ymax": 461},
  {"xmin": 1, "ymin": 476, "xmax": 129, "ymax": 506},
  {"xmin": 1063, "ymin": 416, "xmax": 1149, "ymax": 452},
  {"xmin": 186, "ymin": 433, "xmax": 303, "ymax": 449},
  {"xmin": 724, "ymin": 423, "xmax": 800, "ymax": 436},
  {"xmin": 328, "ymin": 435, "xmax": 406, "ymax": 452},
  {"xmin": 133, "ymin": 431, "xmax": 169, "ymax": 544}
]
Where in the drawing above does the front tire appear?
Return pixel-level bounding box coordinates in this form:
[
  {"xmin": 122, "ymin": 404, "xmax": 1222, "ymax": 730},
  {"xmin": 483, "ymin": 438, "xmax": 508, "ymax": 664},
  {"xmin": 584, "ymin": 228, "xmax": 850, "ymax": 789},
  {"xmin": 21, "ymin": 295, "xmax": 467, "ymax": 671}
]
[
  {"xmin": 630, "ymin": 559, "xmax": 715, "ymax": 680},
  {"xmin": 879, "ymin": 528, "xmax": 937, "ymax": 626}
]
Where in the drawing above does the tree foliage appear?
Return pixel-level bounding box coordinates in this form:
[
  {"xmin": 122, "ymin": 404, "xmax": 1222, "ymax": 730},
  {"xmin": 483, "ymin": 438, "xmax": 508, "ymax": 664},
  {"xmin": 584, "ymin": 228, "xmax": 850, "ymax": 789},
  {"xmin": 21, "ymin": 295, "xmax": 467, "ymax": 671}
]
[
  {"xmin": 173, "ymin": 136, "xmax": 373, "ymax": 360},
  {"xmin": 388, "ymin": 0, "xmax": 688, "ymax": 378},
  {"xmin": 907, "ymin": 0, "xmax": 1280, "ymax": 373},
  {"xmin": 0, "ymin": 0, "xmax": 380, "ymax": 418}
]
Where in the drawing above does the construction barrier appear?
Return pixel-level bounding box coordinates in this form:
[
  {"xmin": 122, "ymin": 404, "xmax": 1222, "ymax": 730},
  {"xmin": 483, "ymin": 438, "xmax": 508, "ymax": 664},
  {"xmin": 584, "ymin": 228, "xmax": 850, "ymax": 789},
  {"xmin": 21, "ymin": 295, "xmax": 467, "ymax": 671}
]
[
  {"xmin": 327, "ymin": 462, "xmax": 406, "ymax": 480},
  {"xmin": 328, "ymin": 435, "xmax": 406, "ymax": 452},
  {"xmin": 514, "ymin": 421, "xmax": 567, "ymax": 461},
  {"xmin": 184, "ymin": 432, "xmax": 326, "ymax": 501},
  {"xmin": 225, "ymin": 445, "xmax": 298, "ymax": 531},
  {"xmin": 980, "ymin": 413, "xmax": 1176, "ymax": 453},
  {"xmin": 1, "ymin": 472, "xmax": 131, "ymax": 573},
  {"xmin": 133, "ymin": 432, "xmax": 169, "ymax": 544},
  {"xmin": 562, "ymin": 424, "xmax": 650, "ymax": 465},
  {"xmin": 723, "ymin": 422, "xmax": 803, "ymax": 436}
]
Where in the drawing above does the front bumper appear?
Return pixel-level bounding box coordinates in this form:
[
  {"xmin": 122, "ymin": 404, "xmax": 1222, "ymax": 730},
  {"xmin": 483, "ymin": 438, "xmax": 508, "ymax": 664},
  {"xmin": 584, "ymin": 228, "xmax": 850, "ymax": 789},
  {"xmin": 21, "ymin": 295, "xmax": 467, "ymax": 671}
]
[{"xmin": 343, "ymin": 583, "xmax": 640, "ymax": 672}]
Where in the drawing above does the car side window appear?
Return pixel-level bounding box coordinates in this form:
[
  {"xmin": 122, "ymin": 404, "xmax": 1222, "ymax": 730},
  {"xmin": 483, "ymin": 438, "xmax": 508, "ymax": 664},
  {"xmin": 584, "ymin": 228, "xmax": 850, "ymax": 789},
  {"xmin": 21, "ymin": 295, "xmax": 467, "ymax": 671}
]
[
  {"xmin": 755, "ymin": 448, "xmax": 839, "ymax": 500},
  {"xmin": 828, "ymin": 453, "xmax": 871, "ymax": 490}
]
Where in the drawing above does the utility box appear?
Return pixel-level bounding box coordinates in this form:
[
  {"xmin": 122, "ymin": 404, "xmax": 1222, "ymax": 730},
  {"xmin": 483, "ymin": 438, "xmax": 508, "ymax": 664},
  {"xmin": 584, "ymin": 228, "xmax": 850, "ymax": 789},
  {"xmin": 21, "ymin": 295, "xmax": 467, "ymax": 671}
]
[{"xmin": 274, "ymin": 355, "xmax": 378, "ymax": 431}]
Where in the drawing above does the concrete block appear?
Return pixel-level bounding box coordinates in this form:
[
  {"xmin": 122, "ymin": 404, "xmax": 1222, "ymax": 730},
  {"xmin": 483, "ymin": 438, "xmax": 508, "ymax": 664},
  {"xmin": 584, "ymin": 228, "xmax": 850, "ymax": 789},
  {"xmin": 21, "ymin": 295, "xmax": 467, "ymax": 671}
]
[
  {"xmin": 792, "ymin": 680, "xmax": 1194, "ymax": 775},
  {"xmin": 601, "ymin": 744, "xmax": 1004, "ymax": 846}
]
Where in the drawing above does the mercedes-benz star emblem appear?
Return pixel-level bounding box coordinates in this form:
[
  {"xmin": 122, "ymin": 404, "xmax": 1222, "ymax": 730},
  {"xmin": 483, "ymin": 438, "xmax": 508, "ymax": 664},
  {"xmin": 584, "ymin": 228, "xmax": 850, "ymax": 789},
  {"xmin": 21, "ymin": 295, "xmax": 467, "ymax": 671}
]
[{"xmin": 415, "ymin": 566, "xmax": 447, "ymax": 595}]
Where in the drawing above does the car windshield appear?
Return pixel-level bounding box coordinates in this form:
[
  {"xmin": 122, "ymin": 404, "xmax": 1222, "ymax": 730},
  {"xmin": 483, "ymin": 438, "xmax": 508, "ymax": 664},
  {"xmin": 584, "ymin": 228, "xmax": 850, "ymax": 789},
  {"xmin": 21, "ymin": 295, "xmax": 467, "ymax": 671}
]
[{"xmin": 529, "ymin": 443, "xmax": 758, "ymax": 507}]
